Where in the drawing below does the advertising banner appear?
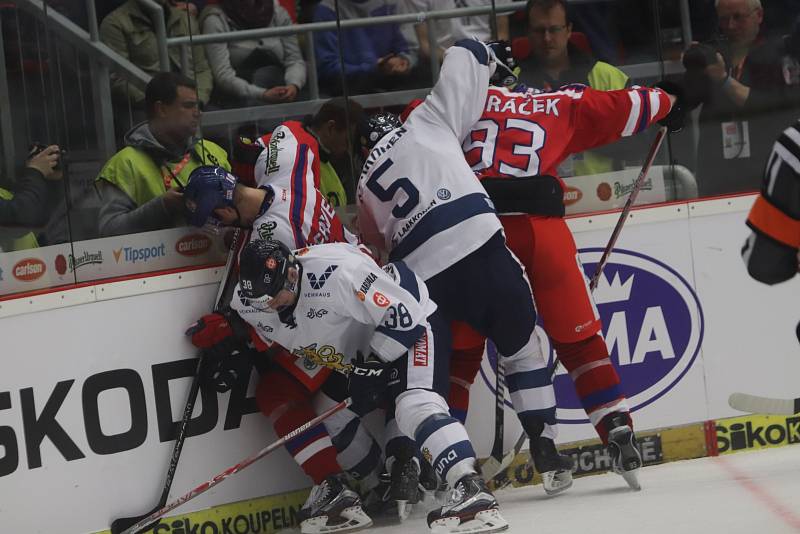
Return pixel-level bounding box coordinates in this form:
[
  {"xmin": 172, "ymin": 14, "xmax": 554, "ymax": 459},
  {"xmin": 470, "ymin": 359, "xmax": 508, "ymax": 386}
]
[
  {"xmin": 0, "ymin": 284, "xmax": 309, "ymax": 534},
  {"xmin": 562, "ymin": 166, "xmax": 667, "ymax": 216},
  {"xmin": 0, "ymin": 227, "xmax": 228, "ymax": 297},
  {"xmin": 4, "ymin": 195, "xmax": 800, "ymax": 532}
]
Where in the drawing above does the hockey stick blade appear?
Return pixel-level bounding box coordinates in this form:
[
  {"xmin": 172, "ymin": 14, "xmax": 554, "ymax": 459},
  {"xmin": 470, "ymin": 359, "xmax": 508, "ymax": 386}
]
[
  {"xmin": 119, "ymin": 400, "xmax": 351, "ymax": 534},
  {"xmin": 110, "ymin": 511, "xmax": 161, "ymax": 534},
  {"xmin": 484, "ymin": 432, "xmax": 526, "ymax": 487},
  {"xmin": 728, "ymin": 393, "xmax": 800, "ymax": 415}
]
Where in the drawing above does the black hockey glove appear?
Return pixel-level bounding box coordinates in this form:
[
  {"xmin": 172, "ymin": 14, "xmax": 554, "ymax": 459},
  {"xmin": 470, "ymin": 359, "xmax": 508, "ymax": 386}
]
[
  {"xmin": 348, "ymin": 353, "xmax": 390, "ymax": 416},
  {"xmin": 199, "ymin": 344, "xmax": 247, "ymax": 393},
  {"xmin": 654, "ymin": 79, "xmax": 696, "ymax": 134}
]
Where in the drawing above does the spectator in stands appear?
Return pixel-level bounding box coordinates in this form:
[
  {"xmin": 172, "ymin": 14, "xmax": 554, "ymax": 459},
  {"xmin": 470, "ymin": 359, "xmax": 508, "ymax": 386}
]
[
  {"xmin": 397, "ymin": 0, "xmax": 510, "ymax": 64},
  {"xmin": 312, "ymin": 0, "xmax": 418, "ymax": 95},
  {"xmin": 694, "ymin": 0, "xmax": 796, "ymax": 196},
  {"xmin": 95, "ymin": 72, "xmax": 230, "ymax": 237},
  {"xmin": 517, "ymin": 0, "xmax": 630, "ymax": 176},
  {"xmin": 200, "ymin": 0, "xmax": 306, "ymax": 108},
  {"xmin": 0, "ymin": 146, "xmax": 62, "ymax": 251},
  {"xmin": 100, "ymin": 0, "xmax": 214, "ymax": 118}
]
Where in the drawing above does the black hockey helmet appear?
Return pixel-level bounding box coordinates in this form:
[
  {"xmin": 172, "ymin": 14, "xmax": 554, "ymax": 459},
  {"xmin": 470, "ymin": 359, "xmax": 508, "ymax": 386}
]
[
  {"xmin": 360, "ymin": 112, "xmax": 402, "ymax": 151},
  {"xmin": 487, "ymin": 40, "xmax": 519, "ymax": 88},
  {"xmin": 238, "ymin": 239, "xmax": 300, "ymax": 311}
]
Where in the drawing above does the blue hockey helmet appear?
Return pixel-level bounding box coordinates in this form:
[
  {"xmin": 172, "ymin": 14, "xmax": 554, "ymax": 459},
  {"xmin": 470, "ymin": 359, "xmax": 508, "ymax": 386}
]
[
  {"xmin": 360, "ymin": 112, "xmax": 402, "ymax": 151},
  {"xmin": 183, "ymin": 166, "xmax": 238, "ymax": 228}
]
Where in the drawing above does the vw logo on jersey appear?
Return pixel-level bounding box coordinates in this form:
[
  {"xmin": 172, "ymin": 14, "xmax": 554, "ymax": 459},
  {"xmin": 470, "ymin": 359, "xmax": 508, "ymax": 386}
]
[
  {"xmin": 437, "ymin": 188, "xmax": 452, "ymax": 201},
  {"xmin": 479, "ymin": 248, "xmax": 704, "ymax": 424}
]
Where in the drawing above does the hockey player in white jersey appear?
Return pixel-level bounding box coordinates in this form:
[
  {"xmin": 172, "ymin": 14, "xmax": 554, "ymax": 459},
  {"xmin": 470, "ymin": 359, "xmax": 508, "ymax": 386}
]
[
  {"xmin": 230, "ymin": 238, "xmax": 509, "ymax": 534},
  {"xmin": 183, "ymin": 167, "xmax": 393, "ymax": 531},
  {"xmin": 357, "ymin": 39, "xmax": 573, "ymax": 493}
]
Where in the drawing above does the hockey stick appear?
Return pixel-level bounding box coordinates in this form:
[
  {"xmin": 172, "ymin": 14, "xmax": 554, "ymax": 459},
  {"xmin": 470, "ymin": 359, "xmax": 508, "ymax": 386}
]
[
  {"xmin": 119, "ymin": 399, "xmax": 351, "ymax": 534},
  {"xmin": 110, "ymin": 228, "xmax": 250, "ymax": 534},
  {"xmin": 728, "ymin": 393, "xmax": 800, "ymax": 415},
  {"xmin": 588, "ymin": 126, "xmax": 668, "ymax": 292},
  {"xmin": 483, "ymin": 127, "xmax": 668, "ymax": 485},
  {"xmin": 482, "ymin": 354, "xmax": 506, "ymax": 481}
]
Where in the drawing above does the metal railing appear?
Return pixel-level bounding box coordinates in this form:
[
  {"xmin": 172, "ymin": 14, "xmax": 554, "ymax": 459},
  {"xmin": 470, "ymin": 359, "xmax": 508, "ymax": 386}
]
[{"xmin": 1, "ymin": 0, "xmax": 695, "ymax": 172}]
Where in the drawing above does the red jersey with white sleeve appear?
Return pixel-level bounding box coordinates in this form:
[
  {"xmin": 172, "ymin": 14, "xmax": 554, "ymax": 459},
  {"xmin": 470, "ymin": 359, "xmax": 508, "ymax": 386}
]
[
  {"xmin": 447, "ymin": 84, "xmax": 674, "ymax": 442},
  {"xmin": 253, "ymin": 120, "xmax": 358, "ymax": 248},
  {"xmin": 463, "ymin": 84, "xmax": 673, "ymax": 180}
]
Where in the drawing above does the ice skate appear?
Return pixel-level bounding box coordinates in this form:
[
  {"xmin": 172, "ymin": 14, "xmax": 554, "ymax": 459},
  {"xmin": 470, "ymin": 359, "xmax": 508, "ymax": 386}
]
[
  {"xmin": 531, "ymin": 437, "xmax": 574, "ymax": 496},
  {"xmin": 427, "ymin": 473, "xmax": 509, "ymax": 534},
  {"xmin": 605, "ymin": 413, "xmax": 643, "ymax": 491},
  {"xmin": 298, "ymin": 474, "xmax": 372, "ymax": 533},
  {"xmin": 390, "ymin": 457, "xmax": 423, "ymax": 521}
]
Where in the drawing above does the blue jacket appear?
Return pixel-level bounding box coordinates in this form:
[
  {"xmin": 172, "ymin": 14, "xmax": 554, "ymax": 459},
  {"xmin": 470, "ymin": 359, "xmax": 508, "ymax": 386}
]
[{"xmin": 313, "ymin": 0, "xmax": 413, "ymax": 81}]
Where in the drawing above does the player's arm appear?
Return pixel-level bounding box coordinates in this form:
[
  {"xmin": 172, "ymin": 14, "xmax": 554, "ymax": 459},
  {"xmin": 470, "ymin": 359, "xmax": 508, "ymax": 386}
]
[
  {"xmin": 566, "ymin": 85, "xmax": 675, "ymax": 155},
  {"xmin": 255, "ymin": 124, "xmax": 320, "ymax": 191},
  {"xmin": 344, "ymin": 259, "xmax": 428, "ymax": 362},
  {"xmin": 416, "ymin": 39, "xmax": 492, "ymax": 141},
  {"xmin": 742, "ymin": 124, "xmax": 800, "ymax": 285}
]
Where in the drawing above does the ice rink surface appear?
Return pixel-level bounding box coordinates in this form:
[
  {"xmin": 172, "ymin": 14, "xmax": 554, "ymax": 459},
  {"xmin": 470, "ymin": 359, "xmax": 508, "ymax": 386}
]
[{"xmin": 369, "ymin": 446, "xmax": 800, "ymax": 534}]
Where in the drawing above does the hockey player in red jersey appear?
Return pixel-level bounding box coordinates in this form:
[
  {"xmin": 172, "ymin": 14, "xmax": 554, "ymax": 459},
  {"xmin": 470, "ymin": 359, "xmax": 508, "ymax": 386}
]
[{"xmin": 422, "ymin": 44, "xmax": 687, "ymax": 490}]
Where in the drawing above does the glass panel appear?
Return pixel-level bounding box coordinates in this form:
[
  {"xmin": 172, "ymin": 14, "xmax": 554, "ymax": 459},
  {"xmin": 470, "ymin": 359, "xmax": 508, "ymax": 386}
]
[
  {"xmin": 682, "ymin": 0, "xmax": 800, "ymax": 198},
  {"xmin": 0, "ymin": 2, "xmax": 76, "ymax": 297}
]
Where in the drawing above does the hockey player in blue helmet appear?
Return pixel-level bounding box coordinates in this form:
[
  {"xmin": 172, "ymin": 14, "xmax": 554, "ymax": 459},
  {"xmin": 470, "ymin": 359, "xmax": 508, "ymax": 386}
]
[{"xmin": 182, "ymin": 165, "xmax": 241, "ymax": 231}]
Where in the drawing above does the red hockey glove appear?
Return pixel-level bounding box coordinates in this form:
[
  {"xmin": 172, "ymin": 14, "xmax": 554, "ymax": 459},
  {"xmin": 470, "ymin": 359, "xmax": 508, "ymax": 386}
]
[{"xmin": 186, "ymin": 313, "xmax": 234, "ymax": 349}]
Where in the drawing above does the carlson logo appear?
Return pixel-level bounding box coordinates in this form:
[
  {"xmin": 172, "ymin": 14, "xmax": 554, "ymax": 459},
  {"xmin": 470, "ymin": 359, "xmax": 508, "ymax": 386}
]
[
  {"xmin": 13, "ymin": 258, "xmax": 45, "ymax": 282},
  {"xmin": 562, "ymin": 186, "xmax": 583, "ymax": 206},
  {"xmin": 175, "ymin": 234, "xmax": 211, "ymax": 256},
  {"xmin": 480, "ymin": 248, "xmax": 704, "ymax": 424}
]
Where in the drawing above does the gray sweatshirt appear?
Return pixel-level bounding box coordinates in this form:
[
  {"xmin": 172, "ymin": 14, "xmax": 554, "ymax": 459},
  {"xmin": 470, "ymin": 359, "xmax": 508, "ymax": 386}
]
[
  {"xmin": 199, "ymin": 3, "xmax": 306, "ymax": 101},
  {"xmin": 97, "ymin": 122, "xmax": 194, "ymax": 237}
]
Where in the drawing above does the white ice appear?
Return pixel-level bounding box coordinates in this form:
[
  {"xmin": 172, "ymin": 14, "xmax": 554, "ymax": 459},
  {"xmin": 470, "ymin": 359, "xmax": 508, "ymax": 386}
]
[{"xmin": 368, "ymin": 446, "xmax": 800, "ymax": 534}]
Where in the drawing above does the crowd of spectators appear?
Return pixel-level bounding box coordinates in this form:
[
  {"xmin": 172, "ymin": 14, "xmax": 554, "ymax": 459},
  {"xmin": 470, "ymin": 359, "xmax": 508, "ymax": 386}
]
[{"xmin": 2, "ymin": 0, "xmax": 800, "ymax": 256}]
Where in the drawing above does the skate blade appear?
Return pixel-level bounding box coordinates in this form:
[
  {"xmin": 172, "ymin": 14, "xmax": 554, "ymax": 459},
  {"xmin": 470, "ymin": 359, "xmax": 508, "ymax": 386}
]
[
  {"xmin": 541, "ymin": 470, "xmax": 573, "ymax": 496},
  {"xmin": 397, "ymin": 500, "xmax": 413, "ymax": 522},
  {"xmin": 300, "ymin": 506, "xmax": 373, "ymax": 533},
  {"xmin": 621, "ymin": 468, "xmax": 642, "ymax": 491},
  {"xmin": 430, "ymin": 509, "xmax": 510, "ymax": 534}
]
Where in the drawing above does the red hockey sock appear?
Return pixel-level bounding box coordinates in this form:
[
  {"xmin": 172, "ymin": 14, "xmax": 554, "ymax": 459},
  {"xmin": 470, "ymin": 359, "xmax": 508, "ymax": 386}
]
[
  {"xmin": 256, "ymin": 369, "xmax": 341, "ymax": 484},
  {"xmin": 448, "ymin": 344, "xmax": 485, "ymax": 423},
  {"xmin": 553, "ymin": 335, "xmax": 631, "ymax": 444}
]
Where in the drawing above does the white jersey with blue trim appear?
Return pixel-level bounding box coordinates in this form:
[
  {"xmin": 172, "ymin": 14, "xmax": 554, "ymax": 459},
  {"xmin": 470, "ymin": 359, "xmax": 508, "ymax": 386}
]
[
  {"xmin": 230, "ymin": 243, "xmax": 437, "ymax": 369},
  {"xmin": 356, "ymin": 40, "xmax": 503, "ymax": 281}
]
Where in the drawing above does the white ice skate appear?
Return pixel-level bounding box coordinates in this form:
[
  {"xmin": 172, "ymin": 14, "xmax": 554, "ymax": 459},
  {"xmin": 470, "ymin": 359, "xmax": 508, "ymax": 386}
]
[
  {"xmin": 427, "ymin": 473, "xmax": 509, "ymax": 534},
  {"xmin": 298, "ymin": 474, "xmax": 373, "ymax": 533}
]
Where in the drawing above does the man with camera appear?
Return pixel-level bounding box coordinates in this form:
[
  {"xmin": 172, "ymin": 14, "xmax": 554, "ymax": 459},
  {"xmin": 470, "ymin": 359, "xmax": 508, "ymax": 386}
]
[
  {"xmin": 690, "ymin": 0, "xmax": 797, "ymax": 197},
  {"xmin": 0, "ymin": 145, "xmax": 63, "ymax": 252}
]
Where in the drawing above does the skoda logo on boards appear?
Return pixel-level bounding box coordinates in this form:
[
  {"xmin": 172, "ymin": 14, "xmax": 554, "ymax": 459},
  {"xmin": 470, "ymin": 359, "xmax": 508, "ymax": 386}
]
[{"xmin": 480, "ymin": 248, "xmax": 705, "ymax": 424}]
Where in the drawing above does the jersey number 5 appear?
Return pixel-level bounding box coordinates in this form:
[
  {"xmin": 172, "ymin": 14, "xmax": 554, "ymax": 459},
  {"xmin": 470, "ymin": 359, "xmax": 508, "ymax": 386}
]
[
  {"xmin": 366, "ymin": 158, "xmax": 420, "ymax": 218},
  {"xmin": 464, "ymin": 118, "xmax": 546, "ymax": 177}
]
